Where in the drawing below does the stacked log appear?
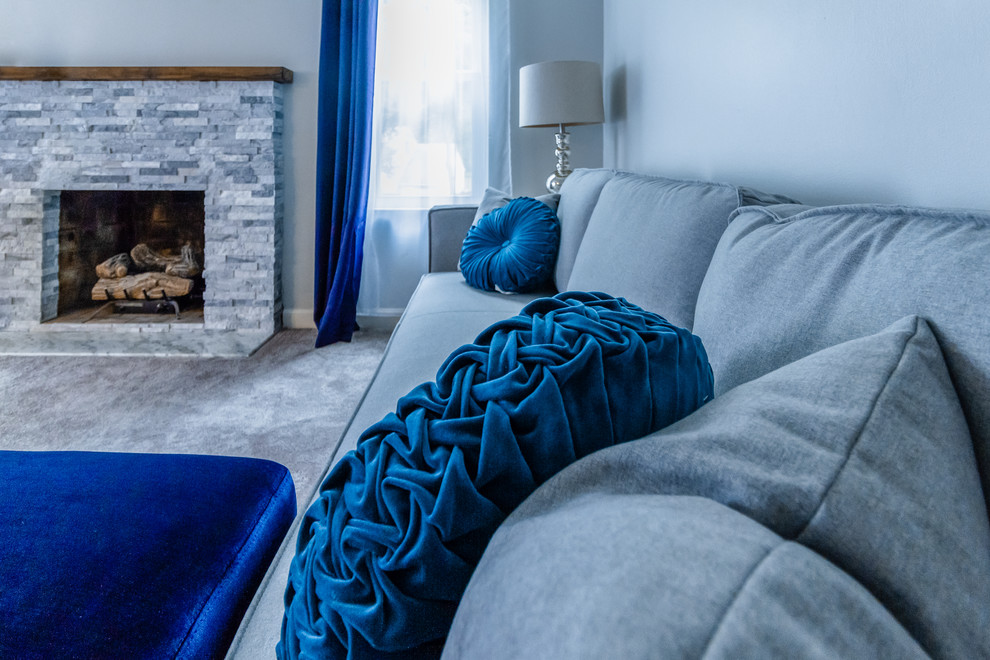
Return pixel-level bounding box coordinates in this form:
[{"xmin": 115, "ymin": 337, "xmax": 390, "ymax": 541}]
[
  {"xmin": 95, "ymin": 253, "xmax": 132, "ymax": 279},
  {"xmin": 130, "ymin": 243, "xmax": 201, "ymax": 278},
  {"xmin": 167, "ymin": 244, "xmax": 201, "ymax": 278},
  {"xmin": 92, "ymin": 272, "xmax": 194, "ymax": 300},
  {"xmin": 91, "ymin": 242, "xmax": 200, "ymax": 301}
]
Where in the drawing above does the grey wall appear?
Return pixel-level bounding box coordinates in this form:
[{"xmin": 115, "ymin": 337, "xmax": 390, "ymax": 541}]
[
  {"xmin": 0, "ymin": 0, "xmax": 322, "ymax": 328},
  {"xmin": 604, "ymin": 1, "xmax": 990, "ymax": 209},
  {"xmin": 509, "ymin": 0, "xmax": 604, "ymax": 197}
]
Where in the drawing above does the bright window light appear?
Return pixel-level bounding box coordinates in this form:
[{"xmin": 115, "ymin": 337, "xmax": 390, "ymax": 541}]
[{"xmin": 371, "ymin": 0, "xmax": 489, "ymax": 209}]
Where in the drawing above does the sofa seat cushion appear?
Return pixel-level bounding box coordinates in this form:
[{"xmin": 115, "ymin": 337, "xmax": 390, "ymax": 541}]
[
  {"xmin": 693, "ymin": 203, "xmax": 990, "ymax": 511},
  {"xmin": 0, "ymin": 451, "xmax": 296, "ymax": 660},
  {"xmin": 404, "ymin": 271, "xmax": 550, "ymax": 319},
  {"xmin": 338, "ymin": 273, "xmax": 549, "ymax": 460},
  {"xmin": 445, "ymin": 316, "xmax": 990, "ymax": 659},
  {"xmin": 280, "ymin": 293, "xmax": 714, "ymax": 658},
  {"xmin": 566, "ymin": 172, "xmax": 794, "ymax": 330}
]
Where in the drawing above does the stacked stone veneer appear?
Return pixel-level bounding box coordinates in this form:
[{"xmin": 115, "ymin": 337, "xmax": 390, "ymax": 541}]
[{"xmin": 0, "ymin": 79, "xmax": 284, "ymax": 334}]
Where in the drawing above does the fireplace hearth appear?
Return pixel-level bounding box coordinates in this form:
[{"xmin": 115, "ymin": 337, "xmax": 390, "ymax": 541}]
[{"xmin": 0, "ymin": 67, "xmax": 291, "ymax": 355}]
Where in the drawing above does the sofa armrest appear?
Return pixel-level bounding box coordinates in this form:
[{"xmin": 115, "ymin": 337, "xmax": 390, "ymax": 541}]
[{"xmin": 428, "ymin": 205, "xmax": 476, "ymax": 272}]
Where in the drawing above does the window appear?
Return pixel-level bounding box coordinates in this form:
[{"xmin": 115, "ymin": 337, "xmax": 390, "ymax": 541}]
[
  {"xmin": 359, "ymin": 0, "xmax": 490, "ymax": 316},
  {"xmin": 372, "ymin": 0, "xmax": 488, "ymax": 207}
]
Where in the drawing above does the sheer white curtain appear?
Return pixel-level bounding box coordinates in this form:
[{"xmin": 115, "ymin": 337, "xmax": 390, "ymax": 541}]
[{"xmin": 358, "ymin": 0, "xmax": 507, "ymax": 318}]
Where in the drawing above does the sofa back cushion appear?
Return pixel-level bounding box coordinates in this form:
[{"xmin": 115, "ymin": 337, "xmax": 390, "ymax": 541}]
[
  {"xmin": 553, "ymin": 168, "xmax": 616, "ymax": 290},
  {"xmin": 693, "ymin": 203, "xmax": 990, "ymax": 508},
  {"xmin": 566, "ymin": 172, "xmax": 792, "ymax": 330}
]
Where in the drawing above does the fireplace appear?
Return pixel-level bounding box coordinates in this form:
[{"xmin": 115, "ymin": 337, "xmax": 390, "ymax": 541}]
[{"xmin": 0, "ymin": 67, "xmax": 291, "ymax": 354}]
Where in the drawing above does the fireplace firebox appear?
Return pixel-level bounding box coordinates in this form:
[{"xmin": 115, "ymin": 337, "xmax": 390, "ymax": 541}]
[{"xmin": 55, "ymin": 190, "xmax": 206, "ymax": 322}]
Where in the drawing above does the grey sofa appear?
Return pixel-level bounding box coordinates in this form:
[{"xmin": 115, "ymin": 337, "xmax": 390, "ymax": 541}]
[{"xmin": 230, "ymin": 169, "xmax": 990, "ymax": 658}]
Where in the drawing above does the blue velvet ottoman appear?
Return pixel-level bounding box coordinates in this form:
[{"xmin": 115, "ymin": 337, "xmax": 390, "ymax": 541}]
[{"xmin": 0, "ymin": 450, "xmax": 296, "ymax": 659}]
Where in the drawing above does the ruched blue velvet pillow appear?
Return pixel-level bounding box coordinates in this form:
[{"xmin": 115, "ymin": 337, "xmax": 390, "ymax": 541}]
[
  {"xmin": 279, "ymin": 292, "xmax": 714, "ymax": 659},
  {"xmin": 459, "ymin": 196, "xmax": 560, "ymax": 293}
]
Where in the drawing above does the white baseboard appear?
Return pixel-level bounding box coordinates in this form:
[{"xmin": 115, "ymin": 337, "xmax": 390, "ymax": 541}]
[
  {"xmin": 282, "ymin": 308, "xmax": 315, "ymax": 329},
  {"xmin": 283, "ymin": 308, "xmax": 400, "ymax": 333}
]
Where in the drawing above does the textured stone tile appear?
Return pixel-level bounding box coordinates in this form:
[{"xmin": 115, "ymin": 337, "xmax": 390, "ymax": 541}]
[{"xmin": 0, "ymin": 79, "xmax": 284, "ymax": 348}]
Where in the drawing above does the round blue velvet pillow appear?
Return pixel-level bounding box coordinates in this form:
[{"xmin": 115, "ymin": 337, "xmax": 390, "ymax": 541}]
[
  {"xmin": 279, "ymin": 292, "xmax": 714, "ymax": 659},
  {"xmin": 459, "ymin": 197, "xmax": 560, "ymax": 293}
]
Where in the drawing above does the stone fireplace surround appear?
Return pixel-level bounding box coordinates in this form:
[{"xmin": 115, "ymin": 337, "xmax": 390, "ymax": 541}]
[{"xmin": 0, "ymin": 67, "xmax": 290, "ymax": 356}]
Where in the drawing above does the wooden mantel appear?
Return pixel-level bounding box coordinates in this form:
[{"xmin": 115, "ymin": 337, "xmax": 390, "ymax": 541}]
[{"xmin": 0, "ymin": 66, "xmax": 293, "ymax": 83}]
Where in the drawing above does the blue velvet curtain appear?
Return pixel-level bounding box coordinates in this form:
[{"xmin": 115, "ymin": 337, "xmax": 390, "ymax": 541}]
[{"xmin": 314, "ymin": 0, "xmax": 379, "ymax": 347}]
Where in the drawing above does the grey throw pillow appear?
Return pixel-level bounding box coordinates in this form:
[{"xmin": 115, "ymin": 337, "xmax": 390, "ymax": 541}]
[
  {"xmin": 444, "ymin": 316, "xmax": 990, "ymax": 659},
  {"xmin": 472, "ymin": 187, "xmax": 559, "ymax": 226}
]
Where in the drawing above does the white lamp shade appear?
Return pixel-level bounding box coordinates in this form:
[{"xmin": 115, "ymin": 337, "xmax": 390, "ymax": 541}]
[{"xmin": 519, "ymin": 60, "xmax": 605, "ymax": 128}]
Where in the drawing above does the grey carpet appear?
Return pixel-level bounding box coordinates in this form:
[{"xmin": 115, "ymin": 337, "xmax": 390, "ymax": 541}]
[{"xmin": 0, "ymin": 328, "xmax": 390, "ymax": 504}]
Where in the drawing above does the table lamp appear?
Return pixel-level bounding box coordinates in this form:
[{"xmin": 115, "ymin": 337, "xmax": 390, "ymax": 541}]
[{"xmin": 519, "ymin": 60, "xmax": 605, "ymax": 193}]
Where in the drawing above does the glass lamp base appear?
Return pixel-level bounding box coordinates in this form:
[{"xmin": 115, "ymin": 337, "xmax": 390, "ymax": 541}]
[
  {"xmin": 546, "ymin": 172, "xmax": 568, "ymax": 193},
  {"xmin": 546, "ymin": 129, "xmax": 573, "ymax": 193}
]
